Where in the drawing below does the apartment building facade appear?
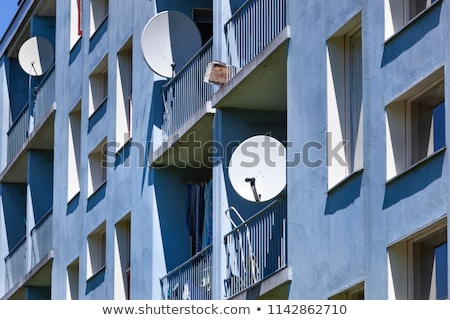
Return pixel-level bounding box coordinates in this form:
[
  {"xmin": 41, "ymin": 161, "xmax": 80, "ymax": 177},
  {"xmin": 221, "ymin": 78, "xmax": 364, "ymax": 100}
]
[{"xmin": 0, "ymin": 0, "xmax": 448, "ymax": 300}]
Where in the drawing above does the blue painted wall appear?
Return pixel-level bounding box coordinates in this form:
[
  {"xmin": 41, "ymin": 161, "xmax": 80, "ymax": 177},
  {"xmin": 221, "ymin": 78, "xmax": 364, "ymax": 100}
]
[
  {"xmin": 155, "ymin": 0, "xmax": 212, "ymax": 15},
  {"xmin": 7, "ymin": 59, "xmax": 28, "ymax": 121},
  {"xmin": 28, "ymin": 150, "xmax": 54, "ymax": 223},
  {"xmin": 1, "ymin": 183, "xmax": 27, "ymax": 250}
]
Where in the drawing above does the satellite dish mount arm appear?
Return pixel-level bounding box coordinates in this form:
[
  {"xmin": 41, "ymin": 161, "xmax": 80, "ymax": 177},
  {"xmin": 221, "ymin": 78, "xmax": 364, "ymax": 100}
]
[
  {"xmin": 245, "ymin": 178, "xmax": 261, "ymax": 202},
  {"xmin": 171, "ymin": 63, "xmax": 176, "ymax": 78}
]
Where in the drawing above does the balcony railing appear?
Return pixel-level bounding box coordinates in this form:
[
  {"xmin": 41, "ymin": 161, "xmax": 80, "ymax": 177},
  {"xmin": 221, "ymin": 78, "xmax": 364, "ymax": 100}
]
[
  {"xmin": 34, "ymin": 65, "xmax": 56, "ymax": 124},
  {"xmin": 4, "ymin": 236, "xmax": 27, "ymax": 291},
  {"xmin": 6, "ymin": 66, "xmax": 56, "ymax": 165},
  {"xmin": 224, "ymin": 195, "xmax": 287, "ymax": 298},
  {"xmin": 7, "ymin": 103, "xmax": 29, "ymax": 164},
  {"xmin": 31, "ymin": 209, "xmax": 53, "ymax": 269},
  {"xmin": 160, "ymin": 245, "xmax": 213, "ymax": 300},
  {"xmin": 224, "ymin": 0, "xmax": 287, "ymax": 79},
  {"xmin": 162, "ymin": 38, "xmax": 214, "ymax": 140}
]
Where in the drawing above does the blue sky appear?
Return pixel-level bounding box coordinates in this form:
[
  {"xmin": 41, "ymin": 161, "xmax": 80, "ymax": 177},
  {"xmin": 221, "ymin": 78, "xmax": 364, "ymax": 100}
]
[{"xmin": 0, "ymin": 1, "xmax": 19, "ymax": 40}]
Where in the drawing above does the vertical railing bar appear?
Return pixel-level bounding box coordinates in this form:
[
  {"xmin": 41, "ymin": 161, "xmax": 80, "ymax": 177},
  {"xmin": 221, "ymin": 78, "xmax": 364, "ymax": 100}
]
[
  {"xmin": 223, "ymin": 0, "xmax": 286, "ymax": 79},
  {"xmin": 161, "ymin": 40, "xmax": 213, "ymax": 140},
  {"xmin": 223, "ymin": 196, "xmax": 287, "ymax": 298}
]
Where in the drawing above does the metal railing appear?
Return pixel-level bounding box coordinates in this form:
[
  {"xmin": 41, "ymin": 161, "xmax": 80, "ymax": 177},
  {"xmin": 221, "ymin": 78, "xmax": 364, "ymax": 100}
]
[
  {"xmin": 160, "ymin": 245, "xmax": 213, "ymax": 300},
  {"xmin": 224, "ymin": 0, "xmax": 287, "ymax": 79},
  {"xmin": 224, "ymin": 195, "xmax": 287, "ymax": 298},
  {"xmin": 7, "ymin": 103, "xmax": 29, "ymax": 164},
  {"xmin": 6, "ymin": 66, "xmax": 56, "ymax": 165},
  {"xmin": 4, "ymin": 236, "xmax": 27, "ymax": 291},
  {"xmin": 34, "ymin": 65, "xmax": 56, "ymax": 124},
  {"xmin": 162, "ymin": 38, "xmax": 214, "ymax": 140},
  {"xmin": 31, "ymin": 209, "xmax": 53, "ymax": 269}
]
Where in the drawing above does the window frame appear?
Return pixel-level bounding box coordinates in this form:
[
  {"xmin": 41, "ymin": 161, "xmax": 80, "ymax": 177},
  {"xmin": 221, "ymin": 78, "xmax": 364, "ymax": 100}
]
[
  {"xmin": 407, "ymin": 227, "xmax": 447, "ymax": 299},
  {"xmin": 67, "ymin": 102, "xmax": 82, "ymax": 202},
  {"xmin": 90, "ymin": 0, "xmax": 109, "ymax": 37},
  {"xmin": 385, "ymin": 0, "xmax": 441, "ymax": 40},
  {"xmin": 87, "ymin": 139, "xmax": 107, "ymax": 197},
  {"xmin": 343, "ymin": 24, "xmax": 363, "ymax": 174},
  {"xmin": 89, "ymin": 57, "xmax": 108, "ymax": 117},
  {"xmin": 405, "ymin": 79, "xmax": 445, "ymax": 167},
  {"xmin": 87, "ymin": 223, "xmax": 107, "ymax": 279},
  {"xmin": 385, "ymin": 72, "xmax": 445, "ymax": 181},
  {"xmin": 116, "ymin": 41, "xmax": 133, "ymax": 151},
  {"xmin": 388, "ymin": 218, "xmax": 448, "ymax": 300},
  {"xmin": 326, "ymin": 14, "xmax": 363, "ymax": 189}
]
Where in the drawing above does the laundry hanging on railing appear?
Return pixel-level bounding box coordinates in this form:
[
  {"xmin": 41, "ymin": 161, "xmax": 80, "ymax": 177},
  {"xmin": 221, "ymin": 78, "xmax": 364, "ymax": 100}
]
[
  {"xmin": 202, "ymin": 180, "xmax": 213, "ymax": 250},
  {"xmin": 185, "ymin": 180, "xmax": 212, "ymax": 255}
]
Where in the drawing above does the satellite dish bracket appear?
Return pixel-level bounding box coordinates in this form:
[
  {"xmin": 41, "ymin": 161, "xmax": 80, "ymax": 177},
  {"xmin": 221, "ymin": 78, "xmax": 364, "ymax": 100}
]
[{"xmin": 245, "ymin": 177, "xmax": 261, "ymax": 202}]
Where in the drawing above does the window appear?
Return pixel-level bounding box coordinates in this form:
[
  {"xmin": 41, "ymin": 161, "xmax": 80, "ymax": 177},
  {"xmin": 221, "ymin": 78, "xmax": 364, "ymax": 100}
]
[
  {"xmin": 88, "ymin": 138, "xmax": 107, "ymax": 196},
  {"xmin": 327, "ymin": 15, "xmax": 363, "ymax": 188},
  {"xmin": 67, "ymin": 103, "xmax": 81, "ymax": 201},
  {"xmin": 330, "ymin": 282, "xmax": 364, "ymax": 300},
  {"xmin": 386, "ymin": 70, "xmax": 444, "ymax": 180},
  {"xmin": 385, "ymin": 0, "xmax": 439, "ymax": 39},
  {"xmin": 116, "ymin": 40, "xmax": 133, "ymax": 150},
  {"xmin": 89, "ymin": 57, "xmax": 108, "ymax": 116},
  {"xmin": 70, "ymin": 0, "xmax": 82, "ymax": 48},
  {"xmin": 90, "ymin": 0, "xmax": 109, "ymax": 36},
  {"xmin": 114, "ymin": 215, "xmax": 131, "ymax": 299},
  {"xmin": 87, "ymin": 223, "xmax": 106, "ymax": 278},
  {"xmin": 67, "ymin": 258, "xmax": 80, "ymax": 300},
  {"xmin": 388, "ymin": 220, "xmax": 447, "ymax": 299},
  {"xmin": 193, "ymin": 8, "xmax": 213, "ymax": 45}
]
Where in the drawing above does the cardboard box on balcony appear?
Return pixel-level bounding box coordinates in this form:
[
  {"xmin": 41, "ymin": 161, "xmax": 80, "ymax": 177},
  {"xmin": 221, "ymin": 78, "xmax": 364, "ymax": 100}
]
[{"xmin": 204, "ymin": 61, "xmax": 232, "ymax": 86}]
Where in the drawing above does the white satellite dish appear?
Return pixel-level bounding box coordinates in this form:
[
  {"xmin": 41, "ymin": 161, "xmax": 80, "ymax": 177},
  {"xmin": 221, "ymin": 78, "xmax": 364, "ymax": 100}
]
[
  {"xmin": 228, "ymin": 135, "xmax": 286, "ymax": 203},
  {"xmin": 141, "ymin": 11, "xmax": 202, "ymax": 78},
  {"xmin": 18, "ymin": 36, "xmax": 54, "ymax": 76}
]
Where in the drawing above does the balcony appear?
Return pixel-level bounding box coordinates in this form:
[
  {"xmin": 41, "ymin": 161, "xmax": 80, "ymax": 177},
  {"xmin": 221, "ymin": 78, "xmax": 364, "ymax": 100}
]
[
  {"xmin": 1, "ymin": 66, "xmax": 56, "ymax": 183},
  {"xmin": 151, "ymin": 39, "xmax": 215, "ymax": 167},
  {"xmin": 160, "ymin": 245, "xmax": 212, "ymax": 300},
  {"xmin": 2, "ymin": 210, "xmax": 53, "ymax": 299},
  {"xmin": 224, "ymin": 195, "xmax": 289, "ymax": 299},
  {"xmin": 4, "ymin": 237, "xmax": 27, "ymax": 292},
  {"xmin": 30, "ymin": 209, "xmax": 53, "ymax": 269},
  {"xmin": 212, "ymin": 0, "xmax": 289, "ymax": 111}
]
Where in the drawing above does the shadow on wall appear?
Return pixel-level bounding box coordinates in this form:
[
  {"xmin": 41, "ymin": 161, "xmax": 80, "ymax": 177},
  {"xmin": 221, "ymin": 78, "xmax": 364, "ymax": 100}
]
[
  {"xmin": 2, "ymin": 183, "xmax": 27, "ymax": 251},
  {"xmin": 381, "ymin": 2, "xmax": 441, "ymax": 66},
  {"xmin": 87, "ymin": 99, "xmax": 107, "ymax": 133},
  {"xmin": 325, "ymin": 170, "xmax": 363, "ymax": 216},
  {"xmin": 85, "ymin": 267, "xmax": 106, "ymax": 295},
  {"xmin": 141, "ymin": 80, "xmax": 165, "ymax": 193},
  {"xmin": 66, "ymin": 192, "xmax": 80, "ymax": 216},
  {"xmin": 89, "ymin": 17, "xmax": 108, "ymax": 53},
  {"xmin": 153, "ymin": 166, "xmax": 211, "ymax": 272},
  {"xmin": 87, "ymin": 182, "xmax": 107, "ymax": 212},
  {"xmin": 383, "ymin": 151, "xmax": 444, "ymax": 209},
  {"xmin": 69, "ymin": 39, "xmax": 82, "ymax": 65}
]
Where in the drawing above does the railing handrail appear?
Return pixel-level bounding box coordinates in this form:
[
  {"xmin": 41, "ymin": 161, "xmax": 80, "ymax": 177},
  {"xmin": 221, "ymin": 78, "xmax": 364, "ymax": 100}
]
[
  {"xmin": 4, "ymin": 235, "xmax": 26, "ymax": 261},
  {"xmin": 162, "ymin": 38, "xmax": 213, "ymax": 90},
  {"xmin": 31, "ymin": 208, "xmax": 53, "ymax": 233},
  {"xmin": 223, "ymin": 0, "xmax": 256, "ymax": 29},
  {"xmin": 7, "ymin": 102, "xmax": 29, "ymax": 136},
  {"xmin": 224, "ymin": 193, "xmax": 287, "ymax": 239},
  {"xmin": 34, "ymin": 64, "xmax": 55, "ymax": 93},
  {"xmin": 160, "ymin": 244, "xmax": 213, "ymax": 281}
]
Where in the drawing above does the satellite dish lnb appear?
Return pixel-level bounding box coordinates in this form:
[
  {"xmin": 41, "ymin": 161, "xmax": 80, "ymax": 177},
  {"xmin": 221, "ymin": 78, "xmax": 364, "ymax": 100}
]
[
  {"xmin": 18, "ymin": 36, "xmax": 54, "ymax": 76},
  {"xmin": 141, "ymin": 11, "xmax": 202, "ymax": 78},
  {"xmin": 228, "ymin": 135, "xmax": 286, "ymax": 203}
]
